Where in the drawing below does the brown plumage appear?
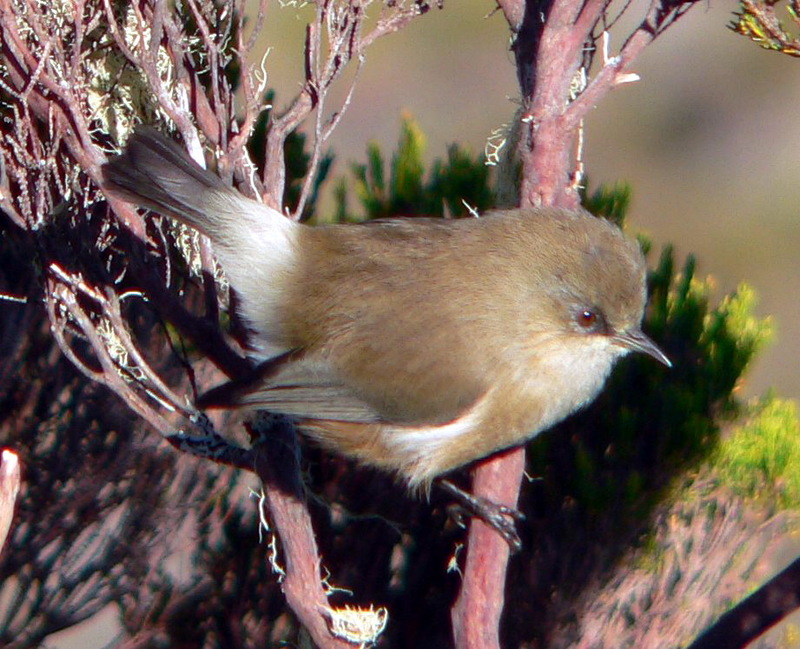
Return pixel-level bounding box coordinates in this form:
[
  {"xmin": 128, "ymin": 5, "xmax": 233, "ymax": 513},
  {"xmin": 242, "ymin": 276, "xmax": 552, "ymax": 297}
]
[{"xmin": 102, "ymin": 128, "xmax": 669, "ymax": 491}]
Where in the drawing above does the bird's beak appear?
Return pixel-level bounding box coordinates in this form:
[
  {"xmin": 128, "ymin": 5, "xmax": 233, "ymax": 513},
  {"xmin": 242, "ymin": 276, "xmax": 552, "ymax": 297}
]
[{"xmin": 615, "ymin": 329, "xmax": 672, "ymax": 367}]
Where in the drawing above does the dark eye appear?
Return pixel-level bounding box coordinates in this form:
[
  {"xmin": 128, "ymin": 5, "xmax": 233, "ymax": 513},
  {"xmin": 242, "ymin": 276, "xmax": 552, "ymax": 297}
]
[
  {"xmin": 575, "ymin": 307, "xmax": 609, "ymax": 334},
  {"xmin": 577, "ymin": 310, "xmax": 597, "ymax": 328}
]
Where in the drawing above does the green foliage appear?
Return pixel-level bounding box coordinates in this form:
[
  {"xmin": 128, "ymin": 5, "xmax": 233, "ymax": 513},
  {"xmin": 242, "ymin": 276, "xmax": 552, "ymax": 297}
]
[
  {"xmin": 582, "ymin": 180, "xmax": 632, "ymax": 227},
  {"xmin": 730, "ymin": 1, "xmax": 800, "ymax": 58},
  {"xmin": 647, "ymin": 254, "xmax": 773, "ymax": 425},
  {"xmin": 337, "ymin": 115, "xmax": 493, "ymax": 220},
  {"xmin": 389, "ymin": 117, "xmax": 426, "ymax": 214},
  {"xmin": 715, "ymin": 394, "xmax": 800, "ymax": 508}
]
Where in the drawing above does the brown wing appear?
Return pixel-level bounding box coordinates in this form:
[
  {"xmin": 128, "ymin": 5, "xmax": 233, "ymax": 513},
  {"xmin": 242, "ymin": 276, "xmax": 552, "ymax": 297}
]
[{"xmin": 197, "ymin": 350, "xmax": 383, "ymax": 423}]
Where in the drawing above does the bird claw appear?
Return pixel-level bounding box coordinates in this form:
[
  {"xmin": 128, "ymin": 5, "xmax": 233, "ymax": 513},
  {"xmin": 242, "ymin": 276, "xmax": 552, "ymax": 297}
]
[{"xmin": 438, "ymin": 479, "xmax": 525, "ymax": 553}]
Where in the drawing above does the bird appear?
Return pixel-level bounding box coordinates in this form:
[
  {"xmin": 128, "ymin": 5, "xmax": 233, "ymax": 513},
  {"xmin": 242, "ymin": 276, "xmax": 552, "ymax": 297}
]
[{"xmin": 102, "ymin": 127, "xmax": 670, "ymax": 495}]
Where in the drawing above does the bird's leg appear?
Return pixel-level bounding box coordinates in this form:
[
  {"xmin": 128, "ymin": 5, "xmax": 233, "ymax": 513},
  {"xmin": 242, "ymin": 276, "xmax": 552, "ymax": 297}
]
[{"xmin": 438, "ymin": 478, "xmax": 526, "ymax": 553}]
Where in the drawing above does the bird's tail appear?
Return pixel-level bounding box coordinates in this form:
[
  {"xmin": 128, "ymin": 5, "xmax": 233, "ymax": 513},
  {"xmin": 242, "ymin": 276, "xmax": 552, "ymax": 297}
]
[
  {"xmin": 101, "ymin": 128, "xmax": 286, "ymax": 242},
  {"xmin": 102, "ymin": 128, "xmax": 298, "ymax": 355}
]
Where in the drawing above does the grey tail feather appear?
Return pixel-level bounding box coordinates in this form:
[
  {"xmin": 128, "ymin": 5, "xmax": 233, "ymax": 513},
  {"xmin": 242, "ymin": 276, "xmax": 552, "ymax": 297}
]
[{"xmin": 102, "ymin": 128, "xmax": 232, "ymax": 235}]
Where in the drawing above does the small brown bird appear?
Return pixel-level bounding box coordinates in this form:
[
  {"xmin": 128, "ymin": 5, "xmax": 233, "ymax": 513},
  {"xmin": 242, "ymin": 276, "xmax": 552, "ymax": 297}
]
[{"xmin": 102, "ymin": 128, "xmax": 670, "ymax": 493}]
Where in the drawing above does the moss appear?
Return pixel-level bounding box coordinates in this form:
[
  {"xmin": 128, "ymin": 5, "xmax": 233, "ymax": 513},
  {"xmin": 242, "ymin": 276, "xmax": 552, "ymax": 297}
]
[{"xmin": 715, "ymin": 395, "xmax": 800, "ymax": 508}]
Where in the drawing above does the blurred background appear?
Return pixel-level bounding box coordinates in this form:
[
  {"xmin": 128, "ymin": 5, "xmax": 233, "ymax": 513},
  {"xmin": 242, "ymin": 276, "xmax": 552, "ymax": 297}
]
[{"xmin": 260, "ymin": 1, "xmax": 800, "ymax": 404}]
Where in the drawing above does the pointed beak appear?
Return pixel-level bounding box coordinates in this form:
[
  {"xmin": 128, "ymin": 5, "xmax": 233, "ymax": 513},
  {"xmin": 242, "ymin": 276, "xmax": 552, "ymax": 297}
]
[{"xmin": 615, "ymin": 329, "xmax": 672, "ymax": 368}]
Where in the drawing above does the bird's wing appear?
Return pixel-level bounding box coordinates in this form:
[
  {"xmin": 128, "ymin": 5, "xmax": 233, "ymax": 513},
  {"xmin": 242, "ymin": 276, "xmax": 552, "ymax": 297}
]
[{"xmin": 197, "ymin": 350, "xmax": 383, "ymax": 423}]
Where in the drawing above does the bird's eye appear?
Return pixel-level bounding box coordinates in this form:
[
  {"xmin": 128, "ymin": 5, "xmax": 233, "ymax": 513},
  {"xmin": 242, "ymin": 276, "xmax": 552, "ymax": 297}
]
[{"xmin": 578, "ymin": 310, "xmax": 596, "ymax": 327}]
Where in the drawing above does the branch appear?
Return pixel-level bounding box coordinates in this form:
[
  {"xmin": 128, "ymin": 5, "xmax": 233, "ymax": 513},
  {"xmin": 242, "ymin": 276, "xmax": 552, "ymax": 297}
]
[
  {"xmin": 249, "ymin": 415, "xmax": 356, "ymax": 649},
  {"xmin": 566, "ymin": 1, "xmax": 698, "ymax": 130},
  {"xmin": 509, "ymin": 0, "xmax": 699, "ymax": 208},
  {"xmin": 264, "ymin": 0, "xmax": 433, "ymax": 215},
  {"xmin": 495, "ymin": 0, "xmax": 525, "ymax": 33},
  {"xmin": 730, "ymin": 0, "xmax": 800, "ymax": 57},
  {"xmin": 451, "ymin": 447, "xmax": 525, "ymax": 649},
  {"xmin": 687, "ymin": 555, "xmax": 800, "ymax": 649},
  {"xmin": 0, "ymin": 450, "xmax": 20, "ymax": 554}
]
